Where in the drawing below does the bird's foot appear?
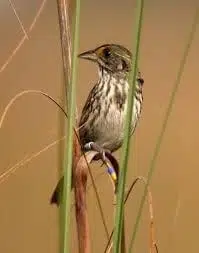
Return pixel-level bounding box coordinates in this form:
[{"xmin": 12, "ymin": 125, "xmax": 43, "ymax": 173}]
[
  {"xmin": 84, "ymin": 142, "xmax": 110, "ymax": 162},
  {"xmin": 84, "ymin": 142, "xmax": 118, "ymax": 186}
]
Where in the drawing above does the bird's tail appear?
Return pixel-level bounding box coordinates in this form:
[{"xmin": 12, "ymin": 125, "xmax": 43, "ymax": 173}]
[{"xmin": 50, "ymin": 177, "xmax": 64, "ymax": 206}]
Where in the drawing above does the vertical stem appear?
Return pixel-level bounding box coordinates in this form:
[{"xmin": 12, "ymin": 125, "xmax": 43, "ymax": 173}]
[
  {"xmin": 113, "ymin": 0, "xmax": 145, "ymax": 252},
  {"xmin": 121, "ymin": 220, "xmax": 126, "ymax": 253},
  {"xmin": 128, "ymin": 8, "xmax": 199, "ymax": 253},
  {"xmin": 74, "ymin": 155, "xmax": 91, "ymax": 253},
  {"xmin": 56, "ymin": 0, "xmax": 72, "ymax": 92},
  {"xmin": 56, "ymin": 0, "xmax": 81, "ymax": 252}
]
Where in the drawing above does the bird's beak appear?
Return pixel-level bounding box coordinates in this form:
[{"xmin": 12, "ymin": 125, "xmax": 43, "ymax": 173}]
[{"xmin": 78, "ymin": 50, "xmax": 97, "ymax": 62}]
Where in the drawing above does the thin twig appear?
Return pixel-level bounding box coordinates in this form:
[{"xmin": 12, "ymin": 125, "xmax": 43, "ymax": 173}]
[
  {"xmin": 126, "ymin": 177, "xmax": 158, "ymax": 253},
  {"xmin": 0, "ymin": 0, "xmax": 47, "ymax": 73},
  {"xmin": 104, "ymin": 176, "xmax": 158, "ymax": 253},
  {"xmin": 0, "ymin": 90, "xmax": 66, "ymax": 129},
  {"xmin": 128, "ymin": 10, "xmax": 199, "ymax": 253},
  {"xmin": 0, "ymin": 136, "xmax": 66, "ymax": 184},
  {"xmin": 0, "ymin": 88, "xmax": 110, "ymax": 240},
  {"xmin": 8, "ymin": 0, "xmax": 29, "ymax": 39},
  {"xmin": 29, "ymin": 0, "xmax": 48, "ymax": 31},
  {"xmin": 0, "ymin": 36, "xmax": 26, "ymax": 73}
]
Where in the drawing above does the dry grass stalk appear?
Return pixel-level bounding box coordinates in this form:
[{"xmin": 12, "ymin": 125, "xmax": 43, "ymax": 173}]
[
  {"xmin": 56, "ymin": 1, "xmax": 89, "ymax": 252},
  {"xmin": 104, "ymin": 176, "xmax": 158, "ymax": 253},
  {"xmin": 0, "ymin": 86, "xmax": 108, "ymax": 252},
  {"xmin": 0, "ymin": 89, "xmax": 69, "ymax": 184},
  {"xmin": 8, "ymin": 0, "xmax": 29, "ymax": 39},
  {"xmin": 127, "ymin": 177, "xmax": 158, "ymax": 253},
  {"xmin": 0, "ymin": 136, "xmax": 66, "ymax": 185},
  {"xmin": 0, "ymin": 0, "xmax": 47, "ymax": 73}
]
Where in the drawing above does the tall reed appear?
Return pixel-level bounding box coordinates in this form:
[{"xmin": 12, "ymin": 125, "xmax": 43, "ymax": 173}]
[
  {"xmin": 57, "ymin": 0, "xmax": 81, "ymax": 252},
  {"xmin": 128, "ymin": 7, "xmax": 199, "ymax": 253},
  {"xmin": 113, "ymin": 0, "xmax": 145, "ymax": 252}
]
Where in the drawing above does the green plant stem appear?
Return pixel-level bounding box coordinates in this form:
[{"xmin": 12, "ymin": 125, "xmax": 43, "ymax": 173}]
[
  {"xmin": 113, "ymin": 1, "xmax": 145, "ymax": 252},
  {"xmin": 61, "ymin": 1, "xmax": 81, "ymax": 253},
  {"xmin": 128, "ymin": 8, "xmax": 199, "ymax": 253}
]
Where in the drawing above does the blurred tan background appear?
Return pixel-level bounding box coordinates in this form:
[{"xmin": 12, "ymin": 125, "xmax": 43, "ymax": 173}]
[{"xmin": 0, "ymin": 0, "xmax": 198, "ymax": 252}]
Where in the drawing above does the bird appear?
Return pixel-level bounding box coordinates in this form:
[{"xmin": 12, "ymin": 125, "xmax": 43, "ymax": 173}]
[{"xmin": 50, "ymin": 44, "xmax": 144, "ymax": 205}]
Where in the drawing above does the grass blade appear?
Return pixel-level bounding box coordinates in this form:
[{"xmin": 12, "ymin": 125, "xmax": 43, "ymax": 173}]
[
  {"xmin": 128, "ymin": 8, "xmax": 199, "ymax": 253},
  {"xmin": 113, "ymin": 0, "xmax": 145, "ymax": 252},
  {"xmin": 60, "ymin": 1, "xmax": 81, "ymax": 253}
]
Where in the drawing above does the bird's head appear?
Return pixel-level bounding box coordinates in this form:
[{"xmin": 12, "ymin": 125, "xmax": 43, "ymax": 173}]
[{"xmin": 78, "ymin": 44, "xmax": 132, "ymax": 74}]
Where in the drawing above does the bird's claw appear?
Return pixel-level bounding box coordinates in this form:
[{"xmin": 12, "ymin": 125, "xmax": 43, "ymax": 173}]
[
  {"xmin": 84, "ymin": 142, "xmax": 109, "ymax": 162},
  {"xmin": 84, "ymin": 142, "xmax": 94, "ymax": 151}
]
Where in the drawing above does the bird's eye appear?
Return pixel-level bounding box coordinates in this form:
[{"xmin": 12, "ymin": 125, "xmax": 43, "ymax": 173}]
[
  {"xmin": 121, "ymin": 60, "xmax": 127, "ymax": 69},
  {"xmin": 117, "ymin": 60, "xmax": 128, "ymax": 71},
  {"xmin": 103, "ymin": 48, "xmax": 111, "ymax": 58}
]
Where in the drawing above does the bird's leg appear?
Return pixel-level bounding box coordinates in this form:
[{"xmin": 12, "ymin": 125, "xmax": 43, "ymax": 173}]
[
  {"xmin": 84, "ymin": 142, "xmax": 110, "ymax": 162},
  {"xmin": 84, "ymin": 142, "xmax": 118, "ymax": 187}
]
